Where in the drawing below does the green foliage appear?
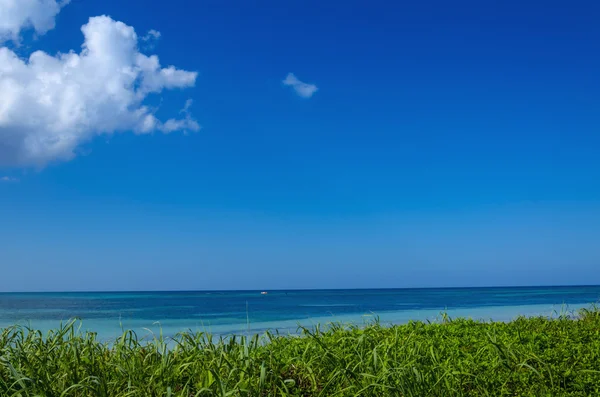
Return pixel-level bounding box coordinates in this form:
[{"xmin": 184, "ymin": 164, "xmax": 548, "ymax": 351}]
[{"xmin": 1, "ymin": 308, "xmax": 600, "ymax": 396}]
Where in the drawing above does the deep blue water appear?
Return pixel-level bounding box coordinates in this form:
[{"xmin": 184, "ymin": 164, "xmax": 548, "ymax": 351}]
[{"xmin": 1, "ymin": 286, "xmax": 599, "ymax": 338}]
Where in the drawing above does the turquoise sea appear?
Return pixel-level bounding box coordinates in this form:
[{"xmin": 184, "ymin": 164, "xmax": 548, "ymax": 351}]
[{"xmin": 1, "ymin": 286, "xmax": 599, "ymax": 340}]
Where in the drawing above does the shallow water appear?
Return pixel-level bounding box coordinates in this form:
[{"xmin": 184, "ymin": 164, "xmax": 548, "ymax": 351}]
[{"xmin": 0, "ymin": 286, "xmax": 598, "ymax": 340}]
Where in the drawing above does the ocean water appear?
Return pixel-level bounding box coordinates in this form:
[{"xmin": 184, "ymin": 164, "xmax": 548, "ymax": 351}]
[{"xmin": 0, "ymin": 286, "xmax": 599, "ymax": 341}]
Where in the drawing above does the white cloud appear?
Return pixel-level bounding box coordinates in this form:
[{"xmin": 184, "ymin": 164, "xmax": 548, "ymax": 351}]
[
  {"xmin": 0, "ymin": 176, "xmax": 18, "ymax": 182},
  {"xmin": 282, "ymin": 73, "xmax": 318, "ymax": 98},
  {"xmin": 142, "ymin": 29, "xmax": 161, "ymax": 41},
  {"xmin": 0, "ymin": 0, "xmax": 70, "ymax": 43},
  {"xmin": 141, "ymin": 29, "xmax": 161, "ymax": 50},
  {"xmin": 0, "ymin": 15, "xmax": 199, "ymax": 167}
]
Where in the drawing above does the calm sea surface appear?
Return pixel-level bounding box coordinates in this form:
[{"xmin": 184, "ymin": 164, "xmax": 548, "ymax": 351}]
[{"xmin": 1, "ymin": 286, "xmax": 599, "ymax": 340}]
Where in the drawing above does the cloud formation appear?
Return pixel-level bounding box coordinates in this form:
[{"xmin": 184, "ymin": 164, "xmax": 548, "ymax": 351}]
[
  {"xmin": 142, "ymin": 29, "xmax": 161, "ymax": 42},
  {"xmin": 140, "ymin": 29, "xmax": 161, "ymax": 50},
  {"xmin": 0, "ymin": 176, "xmax": 18, "ymax": 182},
  {"xmin": 0, "ymin": 15, "xmax": 198, "ymax": 167},
  {"xmin": 0, "ymin": 0, "xmax": 69, "ymax": 43},
  {"xmin": 282, "ymin": 73, "xmax": 318, "ymax": 98}
]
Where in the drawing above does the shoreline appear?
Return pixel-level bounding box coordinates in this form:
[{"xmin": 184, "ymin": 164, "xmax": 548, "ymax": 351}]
[
  {"xmin": 1, "ymin": 306, "xmax": 599, "ymax": 396},
  {"xmin": 1, "ymin": 302, "xmax": 592, "ymax": 341}
]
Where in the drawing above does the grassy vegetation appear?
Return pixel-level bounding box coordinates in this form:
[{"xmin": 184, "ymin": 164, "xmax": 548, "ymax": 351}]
[{"xmin": 1, "ymin": 308, "xmax": 600, "ymax": 396}]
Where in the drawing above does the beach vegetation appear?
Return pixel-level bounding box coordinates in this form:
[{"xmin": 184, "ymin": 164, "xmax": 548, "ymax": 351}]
[{"xmin": 1, "ymin": 307, "xmax": 600, "ymax": 396}]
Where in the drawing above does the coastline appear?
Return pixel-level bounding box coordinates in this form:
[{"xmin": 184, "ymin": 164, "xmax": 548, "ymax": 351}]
[
  {"xmin": 0, "ymin": 302, "xmax": 591, "ymax": 341},
  {"xmin": 1, "ymin": 306, "xmax": 599, "ymax": 396}
]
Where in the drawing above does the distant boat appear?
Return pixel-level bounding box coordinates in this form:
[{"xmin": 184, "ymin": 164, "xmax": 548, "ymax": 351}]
[{"xmin": 260, "ymin": 291, "xmax": 268, "ymax": 295}]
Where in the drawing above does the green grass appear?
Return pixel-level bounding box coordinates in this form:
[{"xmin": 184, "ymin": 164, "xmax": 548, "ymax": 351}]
[{"xmin": 2, "ymin": 308, "xmax": 600, "ymax": 396}]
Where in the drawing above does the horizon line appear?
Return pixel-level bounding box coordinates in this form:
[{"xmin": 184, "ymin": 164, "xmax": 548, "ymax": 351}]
[{"xmin": 1, "ymin": 283, "xmax": 599, "ymax": 294}]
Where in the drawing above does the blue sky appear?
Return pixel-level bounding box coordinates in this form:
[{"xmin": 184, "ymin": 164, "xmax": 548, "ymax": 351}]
[{"xmin": 0, "ymin": 0, "xmax": 599, "ymax": 291}]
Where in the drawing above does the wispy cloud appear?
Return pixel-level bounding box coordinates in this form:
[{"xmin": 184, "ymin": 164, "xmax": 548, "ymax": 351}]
[
  {"xmin": 142, "ymin": 29, "xmax": 161, "ymax": 41},
  {"xmin": 0, "ymin": 176, "xmax": 19, "ymax": 182},
  {"xmin": 141, "ymin": 29, "xmax": 161, "ymax": 49},
  {"xmin": 282, "ymin": 73, "xmax": 318, "ymax": 98},
  {"xmin": 160, "ymin": 99, "xmax": 200, "ymax": 134}
]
